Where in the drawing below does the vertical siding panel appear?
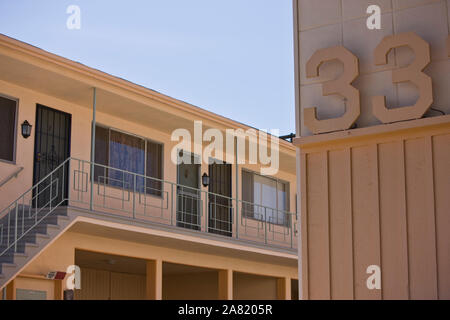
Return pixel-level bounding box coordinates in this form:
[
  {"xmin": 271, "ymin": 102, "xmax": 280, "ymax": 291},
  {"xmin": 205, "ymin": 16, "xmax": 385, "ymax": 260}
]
[
  {"xmin": 405, "ymin": 137, "xmax": 438, "ymax": 299},
  {"xmin": 351, "ymin": 145, "xmax": 381, "ymax": 300},
  {"xmin": 75, "ymin": 268, "xmax": 111, "ymax": 300},
  {"xmin": 328, "ymin": 148, "xmax": 353, "ymax": 299},
  {"xmin": 432, "ymin": 134, "xmax": 450, "ymax": 299},
  {"xmin": 300, "ymin": 153, "xmax": 309, "ymax": 299},
  {"xmin": 110, "ymin": 272, "xmax": 146, "ymax": 300},
  {"xmin": 378, "ymin": 141, "xmax": 409, "ymax": 299},
  {"xmin": 306, "ymin": 152, "xmax": 330, "ymax": 299}
]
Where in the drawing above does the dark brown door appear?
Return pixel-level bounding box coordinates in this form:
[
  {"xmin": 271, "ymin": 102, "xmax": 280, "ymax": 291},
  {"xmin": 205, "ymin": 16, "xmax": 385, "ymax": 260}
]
[
  {"xmin": 33, "ymin": 104, "xmax": 71, "ymax": 208},
  {"xmin": 176, "ymin": 152, "xmax": 201, "ymax": 230},
  {"xmin": 208, "ymin": 162, "xmax": 232, "ymax": 237}
]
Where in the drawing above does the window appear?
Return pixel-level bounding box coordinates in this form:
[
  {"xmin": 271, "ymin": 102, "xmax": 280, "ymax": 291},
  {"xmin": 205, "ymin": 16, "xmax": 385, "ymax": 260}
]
[
  {"xmin": 0, "ymin": 95, "xmax": 17, "ymax": 162},
  {"xmin": 241, "ymin": 170, "xmax": 289, "ymax": 226},
  {"xmin": 94, "ymin": 126, "xmax": 163, "ymax": 196}
]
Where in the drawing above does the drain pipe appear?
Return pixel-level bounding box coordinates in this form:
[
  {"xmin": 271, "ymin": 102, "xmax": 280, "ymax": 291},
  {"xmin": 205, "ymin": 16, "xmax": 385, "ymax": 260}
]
[
  {"xmin": 90, "ymin": 87, "xmax": 97, "ymax": 211},
  {"xmin": 235, "ymin": 136, "xmax": 239, "ymax": 238}
]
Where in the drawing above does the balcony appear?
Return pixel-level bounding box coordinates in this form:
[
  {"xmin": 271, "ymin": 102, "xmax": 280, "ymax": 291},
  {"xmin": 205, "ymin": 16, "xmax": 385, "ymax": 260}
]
[{"xmin": 0, "ymin": 158, "xmax": 298, "ymax": 258}]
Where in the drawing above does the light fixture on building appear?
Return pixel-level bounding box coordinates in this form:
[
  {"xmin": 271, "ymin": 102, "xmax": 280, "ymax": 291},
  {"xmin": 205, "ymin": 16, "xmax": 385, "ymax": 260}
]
[
  {"xmin": 202, "ymin": 173, "xmax": 210, "ymax": 187},
  {"xmin": 21, "ymin": 120, "xmax": 32, "ymax": 139},
  {"xmin": 46, "ymin": 271, "xmax": 67, "ymax": 280}
]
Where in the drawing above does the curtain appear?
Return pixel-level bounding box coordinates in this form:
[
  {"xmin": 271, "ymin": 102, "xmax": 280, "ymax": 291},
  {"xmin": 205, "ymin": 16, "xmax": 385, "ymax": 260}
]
[
  {"xmin": 146, "ymin": 141, "xmax": 162, "ymax": 196},
  {"xmin": 241, "ymin": 170, "xmax": 254, "ymax": 217},
  {"xmin": 94, "ymin": 126, "xmax": 109, "ymax": 182},
  {"xmin": 109, "ymin": 130, "xmax": 145, "ymax": 190},
  {"xmin": 242, "ymin": 171, "xmax": 288, "ymax": 225},
  {"xmin": 254, "ymin": 174, "xmax": 277, "ymax": 222}
]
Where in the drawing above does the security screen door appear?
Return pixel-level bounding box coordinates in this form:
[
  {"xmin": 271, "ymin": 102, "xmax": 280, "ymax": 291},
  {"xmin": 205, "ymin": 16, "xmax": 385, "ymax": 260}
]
[
  {"xmin": 33, "ymin": 104, "xmax": 71, "ymax": 208},
  {"xmin": 208, "ymin": 161, "xmax": 232, "ymax": 237},
  {"xmin": 176, "ymin": 152, "xmax": 201, "ymax": 230}
]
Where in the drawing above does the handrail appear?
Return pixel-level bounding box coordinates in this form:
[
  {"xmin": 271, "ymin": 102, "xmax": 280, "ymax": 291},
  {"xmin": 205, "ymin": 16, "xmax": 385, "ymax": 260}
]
[
  {"xmin": 0, "ymin": 158, "xmax": 70, "ymax": 218},
  {"xmin": 0, "ymin": 166, "xmax": 24, "ymax": 188},
  {"xmin": 73, "ymin": 157, "xmax": 295, "ymax": 217},
  {"xmin": 0, "ymin": 157, "xmax": 298, "ymax": 254},
  {"xmin": 0, "ymin": 157, "xmax": 69, "ymax": 257}
]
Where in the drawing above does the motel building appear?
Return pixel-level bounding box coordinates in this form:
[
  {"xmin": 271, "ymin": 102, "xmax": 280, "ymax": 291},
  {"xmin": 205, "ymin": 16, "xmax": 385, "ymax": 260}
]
[
  {"xmin": 0, "ymin": 34, "xmax": 299, "ymax": 300},
  {"xmin": 293, "ymin": 0, "xmax": 450, "ymax": 300}
]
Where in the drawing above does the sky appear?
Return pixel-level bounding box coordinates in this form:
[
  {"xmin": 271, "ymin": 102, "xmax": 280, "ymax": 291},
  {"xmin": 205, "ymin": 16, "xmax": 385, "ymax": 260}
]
[{"xmin": 0, "ymin": 0, "xmax": 295, "ymax": 135}]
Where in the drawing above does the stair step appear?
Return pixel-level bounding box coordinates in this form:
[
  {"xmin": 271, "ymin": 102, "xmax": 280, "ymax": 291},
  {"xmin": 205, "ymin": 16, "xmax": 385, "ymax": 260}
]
[
  {"xmin": 25, "ymin": 243, "xmax": 39, "ymax": 249},
  {"xmin": 1, "ymin": 263, "xmax": 17, "ymax": 270},
  {"xmin": 46, "ymin": 224, "xmax": 60, "ymax": 231},
  {"xmin": 32, "ymin": 234, "xmax": 50, "ymax": 241}
]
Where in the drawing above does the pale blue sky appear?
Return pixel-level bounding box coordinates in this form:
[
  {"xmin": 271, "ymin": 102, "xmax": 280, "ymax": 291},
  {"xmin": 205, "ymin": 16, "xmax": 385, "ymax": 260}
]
[{"xmin": 0, "ymin": 0, "xmax": 295, "ymax": 135}]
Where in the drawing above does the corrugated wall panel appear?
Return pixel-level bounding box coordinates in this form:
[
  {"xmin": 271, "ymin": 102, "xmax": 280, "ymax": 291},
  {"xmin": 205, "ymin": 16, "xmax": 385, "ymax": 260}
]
[
  {"xmin": 432, "ymin": 134, "xmax": 450, "ymax": 299},
  {"xmin": 328, "ymin": 148, "xmax": 353, "ymax": 299},
  {"xmin": 378, "ymin": 141, "xmax": 409, "ymax": 299},
  {"xmin": 351, "ymin": 145, "xmax": 381, "ymax": 300},
  {"xmin": 300, "ymin": 153, "xmax": 309, "ymax": 300},
  {"xmin": 404, "ymin": 138, "xmax": 438, "ymax": 299},
  {"xmin": 306, "ymin": 152, "xmax": 330, "ymax": 299}
]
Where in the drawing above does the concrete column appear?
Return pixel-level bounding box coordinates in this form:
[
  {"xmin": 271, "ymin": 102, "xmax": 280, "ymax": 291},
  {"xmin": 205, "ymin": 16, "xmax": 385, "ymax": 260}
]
[
  {"xmin": 6, "ymin": 279, "xmax": 16, "ymax": 300},
  {"xmin": 277, "ymin": 277, "xmax": 291, "ymax": 300},
  {"xmin": 146, "ymin": 260, "xmax": 162, "ymax": 300},
  {"xmin": 218, "ymin": 269, "xmax": 233, "ymax": 300}
]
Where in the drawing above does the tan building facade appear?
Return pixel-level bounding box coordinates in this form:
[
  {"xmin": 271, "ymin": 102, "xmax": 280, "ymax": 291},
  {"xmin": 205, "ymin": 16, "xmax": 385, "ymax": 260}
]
[
  {"xmin": 0, "ymin": 35, "xmax": 298, "ymax": 300},
  {"xmin": 293, "ymin": 0, "xmax": 450, "ymax": 299}
]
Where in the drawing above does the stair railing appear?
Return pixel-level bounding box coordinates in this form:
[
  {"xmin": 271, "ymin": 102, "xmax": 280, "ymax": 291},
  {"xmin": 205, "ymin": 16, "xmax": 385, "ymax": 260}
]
[
  {"xmin": 0, "ymin": 166, "xmax": 24, "ymax": 189},
  {"xmin": 0, "ymin": 158, "xmax": 71, "ymax": 258}
]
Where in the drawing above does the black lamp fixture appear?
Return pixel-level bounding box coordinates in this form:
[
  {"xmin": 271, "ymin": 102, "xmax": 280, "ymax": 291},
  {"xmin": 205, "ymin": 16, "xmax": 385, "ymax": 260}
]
[
  {"xmin": 202, "ymin": 173, "xmax": 210, "ymax": 187},
  {"xmin": 21, "ymin": 120, "xmax": 32, "ymax": 139}
]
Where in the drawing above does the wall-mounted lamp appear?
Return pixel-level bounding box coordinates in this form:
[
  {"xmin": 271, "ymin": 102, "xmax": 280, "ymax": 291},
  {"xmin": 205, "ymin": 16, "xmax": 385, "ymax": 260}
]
[
  {"xmin": 202, "ymin": 173, "xmax": 210, "ymax": 187},
  {"xmin": 21, "ymin": 120, "xmax": 32, "ymax": 139}
]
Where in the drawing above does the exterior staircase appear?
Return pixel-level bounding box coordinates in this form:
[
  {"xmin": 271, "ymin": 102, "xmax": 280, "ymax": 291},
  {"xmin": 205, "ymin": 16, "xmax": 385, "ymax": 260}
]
[
  {"xmin": 0, "ymin": 158, "xmax": 76, "ymax": 291},
  {"xmin": 0, "ymin": 206, "xmax": 76, "ymax": 290}
]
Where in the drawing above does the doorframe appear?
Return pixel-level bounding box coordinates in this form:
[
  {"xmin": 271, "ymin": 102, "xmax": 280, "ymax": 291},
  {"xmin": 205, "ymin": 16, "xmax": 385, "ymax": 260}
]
[{"xmin": 32, "ymin": 103, "xmax": 72, "ymax": 202}]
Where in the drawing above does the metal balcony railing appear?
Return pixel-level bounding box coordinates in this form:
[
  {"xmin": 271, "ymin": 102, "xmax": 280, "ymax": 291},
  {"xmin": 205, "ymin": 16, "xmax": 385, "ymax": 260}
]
[{"xmin": 0, "ymin": 158, "xmax": 298, "ymax": 258}]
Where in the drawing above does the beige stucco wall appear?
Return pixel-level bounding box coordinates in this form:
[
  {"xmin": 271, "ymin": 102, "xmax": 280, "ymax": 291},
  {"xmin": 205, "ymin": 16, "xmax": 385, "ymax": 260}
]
[
  {"xmin": 163, "ymin": 271, "xmax": 219, "ymax": 300},
  {"xmin": 294, "ymin": 0, "xmax": 450, "ymax": 136},
  {"xmin": 233, "ymin": 272, "xmax": 277, "ymax": 300},
  {"xmin": 0, "ymin": 79, "xmax": 297, "ymax": 216},
  {"xmin": 294, "ymin": 0, "xmax": 450, "ymax": 300},
  {"xmin": 14, "ymin": 227, "xmax": 297, "ymax": 299},
  {"xmin": 0, "ymin": 75, "xmax": 298, "ymax": 253}
]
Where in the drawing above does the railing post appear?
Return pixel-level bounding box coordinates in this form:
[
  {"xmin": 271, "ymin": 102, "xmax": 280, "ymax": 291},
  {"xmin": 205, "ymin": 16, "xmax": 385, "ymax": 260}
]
[
  {"xmin": 205, "ymin": 191, "xmax": 208, "ymax": 233},
  {"xmin": 171, "ymin": 184, "xmax": 174, "ymax": 226},
  {"xmin": 264, "ymin": 207, "xmax": 267, "ymax": 244},
  {"xmin": 35, "ymin": 189, "xmax": 38, "ymax": 225},
  {"xmin": 67, "ymin": 159, "xmax": 71, "ymax": 205},
  {"xmin": 14, "ymin": 205, "xmax": 18, "ymax": 252},
  {"xmin": 236, "ymin": 200, "xmax": 239, "ymax": 239},
  {"xmin": 290, "ymin": 213, "xmax": 293, "ymax": 248},
  {"xmin": 49, "ymin": 174, "xmax": 52, "ymax": 211},
  {"xmin": 133, "ymin": 174, "xmax": 136, "ymax": 219},
  {"xmin": 235, "ymin": 137, "xmax": 239, "ymax": 239}
]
